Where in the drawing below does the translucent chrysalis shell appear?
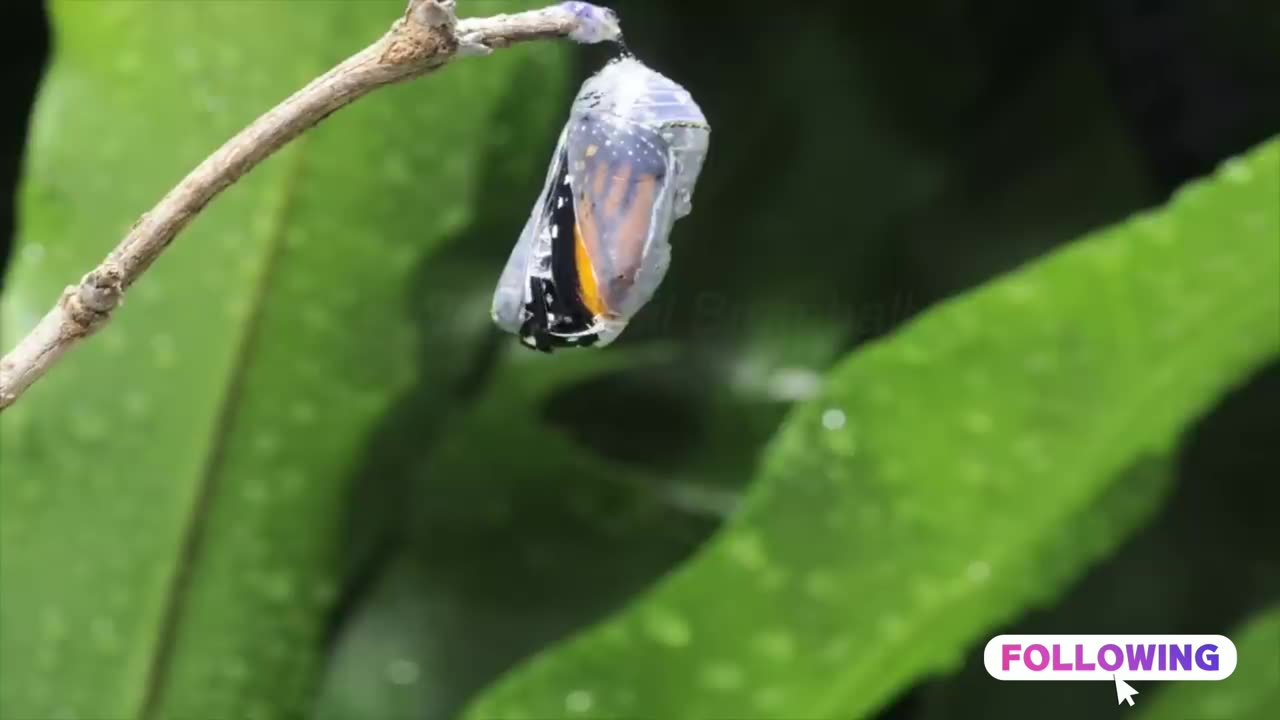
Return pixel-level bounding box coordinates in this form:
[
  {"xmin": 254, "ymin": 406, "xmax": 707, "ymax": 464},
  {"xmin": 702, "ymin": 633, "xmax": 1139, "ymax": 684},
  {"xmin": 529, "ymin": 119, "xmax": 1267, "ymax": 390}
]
[{"xmin": 491, "ymin": 56, "xmax": 711, "ymax": 351}]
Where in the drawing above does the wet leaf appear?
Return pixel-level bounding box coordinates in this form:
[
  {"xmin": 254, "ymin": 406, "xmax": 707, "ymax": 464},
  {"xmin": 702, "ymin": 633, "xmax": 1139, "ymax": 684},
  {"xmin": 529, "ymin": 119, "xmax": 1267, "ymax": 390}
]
[
  {"xmin": 0, "ymin": 1, "xmax": 567, "ymax": 718},
  {"xmin": 465, "ymin": 139, "xmax": 1280, "ymax": 719}
]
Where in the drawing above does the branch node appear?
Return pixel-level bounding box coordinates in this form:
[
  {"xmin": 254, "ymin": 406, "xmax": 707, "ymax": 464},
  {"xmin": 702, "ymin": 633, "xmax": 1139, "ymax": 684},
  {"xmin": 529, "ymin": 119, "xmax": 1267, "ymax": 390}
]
[
  {"xmin": 60, "ymin": 263, "xmax": 124, "ymax": 337},
  {"xmin": 382, "ymin": 0, "xmax": 459, "ymax": 66}
]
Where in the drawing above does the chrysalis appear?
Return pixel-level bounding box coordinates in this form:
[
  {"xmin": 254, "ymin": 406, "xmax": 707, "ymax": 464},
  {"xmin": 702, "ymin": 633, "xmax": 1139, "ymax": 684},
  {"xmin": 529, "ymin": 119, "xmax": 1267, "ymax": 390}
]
[{"xmin": 491, "ymin": 56, "xmax": 711, "ymax": 351}]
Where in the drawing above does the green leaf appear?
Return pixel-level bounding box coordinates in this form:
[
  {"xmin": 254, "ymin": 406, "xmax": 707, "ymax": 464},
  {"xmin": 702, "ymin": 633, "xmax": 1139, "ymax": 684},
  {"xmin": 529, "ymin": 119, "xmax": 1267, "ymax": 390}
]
[
  {"xmin": 0, "ymin": 1, "xmax": 567, "ymax": 718},
  {"xmin": 1140, "ymin": 606, "xmax": 1280, "ymax": 720},
  {"xmin": 315, "ymin": 344, "xmax": 723, "ymax": 720},
  {"xmin": 465, "ymin": 139, "xmax": 1280, "ymax": 720}
]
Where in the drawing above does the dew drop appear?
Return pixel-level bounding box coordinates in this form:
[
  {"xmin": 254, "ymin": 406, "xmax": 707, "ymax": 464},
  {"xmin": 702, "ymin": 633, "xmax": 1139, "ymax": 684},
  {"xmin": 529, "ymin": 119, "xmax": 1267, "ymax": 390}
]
[
  {"xmin": 766, "ymin": 367, "xmax": 821, "ymax": 401},
  {"xmin": 1222, "ymin": 157, "xmax": 1253, "ymax": 184},
  {"xmin": 564, "ymin": 689, "xmax": 594, "ymax": 714},
  {"xmin": 642, "ymin": 607, "xmax": 691, "ymax": 647},
  {"xmin": 725, "ymin": 531, "xmax": 768, "ymax": 571},
  {"xmin": 967, "ymin": 560, "xmax": 992, "ymax": 584},
  {"xmin": 386, "ymin": 658, "xmax": 420, "ymax": 686}
]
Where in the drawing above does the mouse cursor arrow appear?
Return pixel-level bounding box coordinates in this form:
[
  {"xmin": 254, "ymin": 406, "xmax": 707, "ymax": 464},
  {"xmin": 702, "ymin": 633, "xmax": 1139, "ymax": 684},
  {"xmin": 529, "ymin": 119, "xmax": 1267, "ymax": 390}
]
[{"xmin": 1114, "ymin": 674, "xmax": 1139, "ymax": 706}]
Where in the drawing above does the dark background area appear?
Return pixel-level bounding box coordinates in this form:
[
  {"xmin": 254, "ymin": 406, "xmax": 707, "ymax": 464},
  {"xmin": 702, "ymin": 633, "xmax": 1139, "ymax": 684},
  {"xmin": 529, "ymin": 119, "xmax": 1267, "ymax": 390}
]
[
  {"xmin": 2, "ymin": 1, "xmax": 1276, "ymax": 718},
  {"xmin": 0, "ymin": 1, "xmax": 48, "ymax": 278}
]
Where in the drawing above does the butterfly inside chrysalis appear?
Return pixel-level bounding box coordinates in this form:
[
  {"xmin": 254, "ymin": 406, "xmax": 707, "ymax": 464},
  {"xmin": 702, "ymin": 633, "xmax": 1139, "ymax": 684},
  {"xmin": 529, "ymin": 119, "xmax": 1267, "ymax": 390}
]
[{"xmin": 491, "ymin": 54, "xmax": 710, "ymax": 352}]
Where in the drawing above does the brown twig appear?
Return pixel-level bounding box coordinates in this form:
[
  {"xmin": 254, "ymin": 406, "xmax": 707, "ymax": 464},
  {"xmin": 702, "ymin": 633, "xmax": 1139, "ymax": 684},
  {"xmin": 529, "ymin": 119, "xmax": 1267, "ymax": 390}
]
[{"xmin": 0, "ymin": 0, "xmax": 619, "ymax": 412}]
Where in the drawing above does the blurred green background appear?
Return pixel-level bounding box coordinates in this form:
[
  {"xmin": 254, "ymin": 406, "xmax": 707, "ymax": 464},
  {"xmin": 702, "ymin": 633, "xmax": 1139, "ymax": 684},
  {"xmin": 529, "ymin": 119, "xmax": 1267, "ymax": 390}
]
[{"xmin": 0, "ymin": 1, "xmax": 1277, "ymax": 719}]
